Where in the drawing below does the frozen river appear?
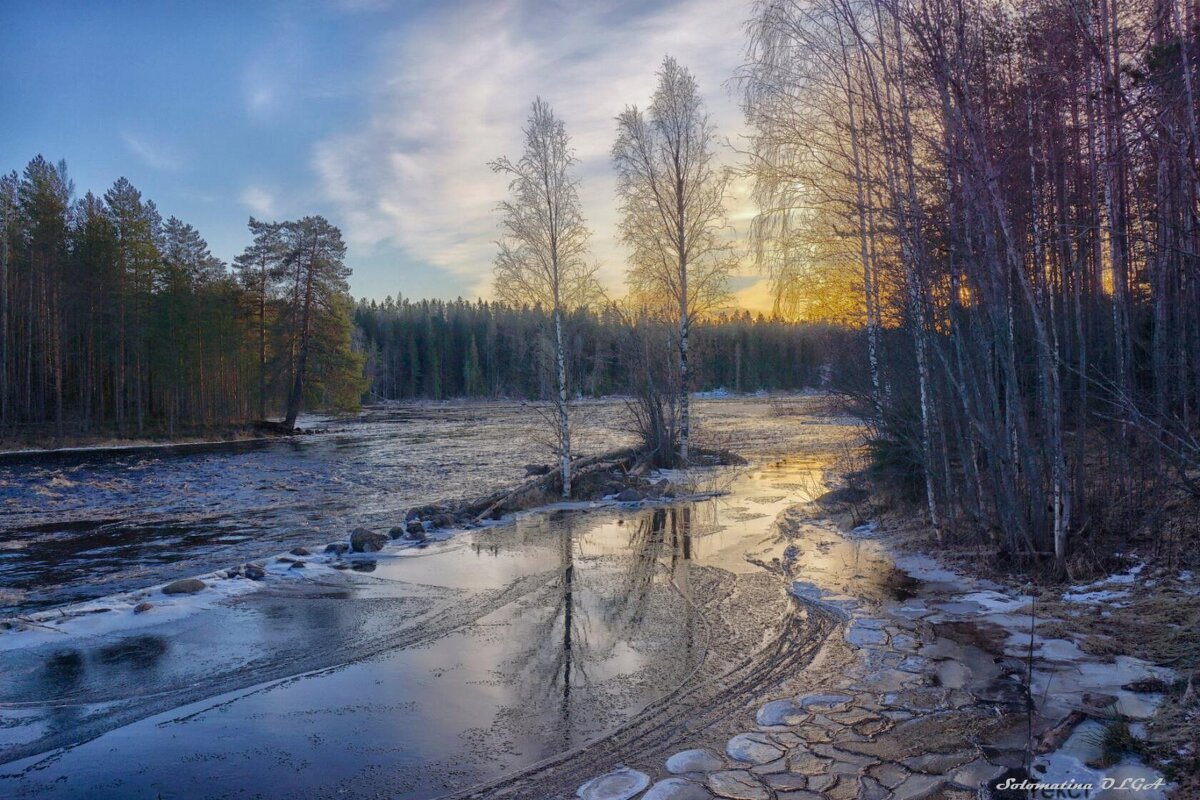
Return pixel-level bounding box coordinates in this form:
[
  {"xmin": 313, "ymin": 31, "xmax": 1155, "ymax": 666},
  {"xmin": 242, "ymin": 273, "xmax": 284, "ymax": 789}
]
[
  {"xmin": 0, "ymin": 401, "xmax": 639, "ymax": 614},
  {"xmin": 0, "ymin": 396, "xmax": 878, "ymax": 799}
]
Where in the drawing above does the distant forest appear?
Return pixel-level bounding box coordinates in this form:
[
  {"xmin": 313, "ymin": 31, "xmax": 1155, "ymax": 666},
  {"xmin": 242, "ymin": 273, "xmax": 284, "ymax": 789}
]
[
  {"xmin": 0, "ymin": 155, "xmax": 836, "ymax": 442},
  {"xmin": 0, "ymin": 157, "xmax": 362, "ymax": 440},
  {"xmin": 354, "ymin": 298, "xmax": 838, "ymax": 401}
]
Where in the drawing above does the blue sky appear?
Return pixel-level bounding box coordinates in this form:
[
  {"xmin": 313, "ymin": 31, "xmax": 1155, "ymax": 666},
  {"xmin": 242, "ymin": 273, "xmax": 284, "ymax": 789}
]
[{"xmin": 0, "ymin": 0, "xmax": 768, "ymax": 307}]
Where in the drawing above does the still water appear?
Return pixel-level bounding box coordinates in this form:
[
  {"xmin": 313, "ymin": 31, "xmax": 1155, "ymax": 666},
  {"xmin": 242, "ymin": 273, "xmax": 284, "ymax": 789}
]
[{"xmin": 0, "ymin": 458, "xmax": 833, "ymax": 799}]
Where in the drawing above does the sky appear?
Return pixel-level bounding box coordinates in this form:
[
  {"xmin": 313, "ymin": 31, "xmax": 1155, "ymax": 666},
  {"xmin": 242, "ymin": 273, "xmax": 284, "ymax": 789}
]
[{"xmin": 0, "ymin": 0, "xmax": 772, "ymax": 309}]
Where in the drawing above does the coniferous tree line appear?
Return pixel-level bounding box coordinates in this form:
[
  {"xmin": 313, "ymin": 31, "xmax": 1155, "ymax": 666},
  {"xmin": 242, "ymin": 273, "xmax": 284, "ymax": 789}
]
[
  {"xmin": 0, "ymin": 156, "xmax": 363, "ymax": 440},
  {"xmin": 740, "ymin": 0, "xmax": 1200, "ymax": 571},
  {"xmin": 354, "ymin": 297, "xmax": 837, "ymax": 402}
]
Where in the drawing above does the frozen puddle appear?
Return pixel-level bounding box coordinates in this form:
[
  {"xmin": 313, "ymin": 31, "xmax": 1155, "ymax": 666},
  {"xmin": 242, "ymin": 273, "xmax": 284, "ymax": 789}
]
[{"xmin": 0, "ymin": 458, "xmax": 830, "ymax": 799}]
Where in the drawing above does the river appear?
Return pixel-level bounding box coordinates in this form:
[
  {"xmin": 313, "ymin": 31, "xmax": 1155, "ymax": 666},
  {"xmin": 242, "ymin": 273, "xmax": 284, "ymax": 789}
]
[{"xmin": 0, "ymin": 396, "xmax": 877, "ymax": 798}]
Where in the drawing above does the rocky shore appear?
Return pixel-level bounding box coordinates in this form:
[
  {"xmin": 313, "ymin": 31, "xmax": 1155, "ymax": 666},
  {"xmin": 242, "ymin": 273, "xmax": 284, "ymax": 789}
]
[{"xmin": 566, "ymin": 473, "xmax": 1177, "ymax": 800}]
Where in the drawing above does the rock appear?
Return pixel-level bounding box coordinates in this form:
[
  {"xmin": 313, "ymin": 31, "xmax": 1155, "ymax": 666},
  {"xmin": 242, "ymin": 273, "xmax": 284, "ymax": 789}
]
[
  {"xmin": 324, "ymin": 542, "xmax": 349, "ymax": 555},
  {"xmin": 405, "ymin": 526, "xmax": 428, "ymax": 542},
  {"xmin": 289, "ymin": 560, "xmax": 306, "ymax": 569},
  {"xmin": 726, "ymin": 733, "xmax": 784, "ymax": 765},
  {"xmin": 812, "ymin": 744, "xmax": 879, "ymax": 768},
  {"xmin": 290, "ymin": 547, "xmax": 310, "ymax": 556},
  {"xmin": 524, "ymin": 463, "xmax": 552, "ymax": 476},
  {"xmin": 787, "ymin": 749, "xmax": 832, "ymax": 775},
  {"xmin": 431, "ymin": 513, "xmax": 455, "ymax": 529},
  {"xmin": 350, "ymin": 527, "xmax": 388, "ymax": 553},
  {"xmin": 756, "ymin": 699, "xmax": 805, "ymax": 727},
  {"xmin": 133, "ymin": 602, "xmax": 153, "ymax": 614},
  {"xmin": 845, "ymin": 623, "xmax": 888, "ymax": 647},
  {"xmin": 642, "ymin": 778, "xmax": 714, "ymax": 800},
  {"xmin": 892, "ymin": 774, "xmax": 945, "ymax": 800},
  {"xmin": 857, "ymin": 777, "xmax": 890, "ymax": 800},
  {"xmin": 806, "ymin": 774, "xmax": 837, "ymax": 792},
  {"xmin": 705, "ymin": 770, "xmax": 768, "ymax": 800},
  {"xmin": 796, "ymin": 692, "xmax": 853, "ymax": 711},
  {"xmin": 948, "ymin": 759, "xmax": 1004, "ymax": 789},
  {"xmin": 667, "ymin": 749, "xmax": 724, "ymax": 774},
  {"xmin": 406, "ymin": 504, "xmax": 441, "ymax": 521},
  {"xmin": 332, "ymin": 563, "xmax": 350, "ymax": 570},
  {"xmin": 405, "ymin": 519, "xmax": 425, "ymax": 535},
  {"xmin": 162, "ymin": 578, "xmax": 206, "ymax": 595},
  {"xmin": 901, "ymin": 750, "xmax": 976, "ymax": 774},
  {"xmin": 243, "ymin": 563, "xmax": 266, "ymax": 580},
  {"xmin": 763, "ymin": 773, "xmax": 807, "ymax": 791},
  {"xmin": 774, "ymin": 792, "xmax": 822, "ymax": 800},
  {"xmin": 388, "ymin": 526, "xmax": 407, "ymax": 539},
  {"xmin": 276, "ymin": 556, "xmax": 296, "ymax": 563},
  {"xmin": 868, "ymin": 762, "xmax": 909, "ymax": 789},
  {"xmin": 750, "ymin": 758, "xmax": 787, "ymax": 775},
  {"xmin": 576, "ymin": 767, "xmax": 651, "ymax": 800}
]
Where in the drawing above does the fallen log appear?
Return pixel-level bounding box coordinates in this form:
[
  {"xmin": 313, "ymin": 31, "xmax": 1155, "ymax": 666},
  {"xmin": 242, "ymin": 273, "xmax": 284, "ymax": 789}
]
[{"xmin": 467, "ymin": 447, "xmax": 640, "ymax": 523}]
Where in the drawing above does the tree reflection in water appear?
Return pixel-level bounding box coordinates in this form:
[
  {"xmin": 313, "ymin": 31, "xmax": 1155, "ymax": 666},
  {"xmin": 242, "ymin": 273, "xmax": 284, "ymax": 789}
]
[{"xmin": 503, "ymin": 506, "xmax": 702, "ymax": 738}]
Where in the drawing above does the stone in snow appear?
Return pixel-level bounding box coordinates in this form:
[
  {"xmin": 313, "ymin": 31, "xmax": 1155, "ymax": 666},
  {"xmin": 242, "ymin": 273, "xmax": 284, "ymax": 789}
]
[
  {"xmin": 350, "ymin": 527, "xmax": 388, "ymax": 553},
  {"xmin": 162, "ymin": 578, "xmax": 206, "ymax": 595},
  {"xmin": 133, "ymin": 601, "xmax": 153, "ymax": 614},
  {"xmin": 642, "ymin": 777, "xmax": 714, "ymax": 800},
  {"xmin": 844, "ymin": 623, "xmax": 887, "ymax": 647},
  {"xmin": 705, "ymin": 770, "xmax": 768, "ymax": 800},
  {"xmin": 666, "ymin": 749, "xmax": 724, "ymax": 774},
  {"xmin": 725, "ymin": 733, "xmax": 783, "ymax": 765},
  {"xmin": 576, "ymin": 767, "xmax": 651, "ymax": 800},
  {"xmin": 755, "ymin": 698, "xmax": 804, "ymax": 727}
]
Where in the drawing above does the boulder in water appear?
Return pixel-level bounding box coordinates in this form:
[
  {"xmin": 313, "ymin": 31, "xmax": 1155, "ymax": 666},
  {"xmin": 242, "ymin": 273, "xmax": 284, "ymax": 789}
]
[
  {"xmin": 162, "ymin": 578, "xmax": 206, "ymax": 595},
  {"xmin": 133, "ymin": 602, "xmax": 153, "ymax": 614},
  {"xmin": 324, "ymin": 542, "xmax": 349, "ymax": 555},
  {"xmin": 350, "ymin": 527, "xmax": 388, "ymax": 553},
  {"xmin": 243, "ymin": 563, "xmax": 266, "ymax": 580},
  {"xmin": 290, "ymin": 547, "xmax": 310, "ymax": 556}
]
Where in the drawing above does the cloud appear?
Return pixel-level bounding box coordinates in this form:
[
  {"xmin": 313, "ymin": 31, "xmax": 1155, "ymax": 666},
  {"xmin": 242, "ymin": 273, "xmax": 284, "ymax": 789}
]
[
  {"xmin": 240, "ymin": 185, "xmax": 278, "ymax": 218},
  {"xmin": 122, "ymin": 132, "xmax": 183, "ymax": 171},
  {"xmin": 314, "ymin": 0, "xmax": 756, "ymax": 299}
]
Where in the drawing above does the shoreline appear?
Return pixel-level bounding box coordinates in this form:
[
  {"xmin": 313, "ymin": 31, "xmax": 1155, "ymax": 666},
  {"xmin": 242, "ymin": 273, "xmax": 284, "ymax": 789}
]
[{"xmin": 808, "ymin": 457, "xmax": 1195, "ymax": 797}]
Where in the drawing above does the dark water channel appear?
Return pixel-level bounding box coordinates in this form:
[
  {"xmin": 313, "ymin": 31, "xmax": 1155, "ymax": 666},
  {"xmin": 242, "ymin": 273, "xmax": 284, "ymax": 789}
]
[{"xmin": 0, "ymin": 455, "xmax": 833, "ymax": 799}]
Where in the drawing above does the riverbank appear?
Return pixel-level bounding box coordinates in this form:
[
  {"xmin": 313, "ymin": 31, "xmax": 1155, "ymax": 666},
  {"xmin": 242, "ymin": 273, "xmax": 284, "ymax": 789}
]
[
  {"xmin": 0, "ymin": 421, "xmax": 300, "ymax": 456},
  {"xmin": 811, "ymin": 454, "xmax": 1198, "ymax": 797},
  {"xmin": 558, "ymin": 464, "xmax": 1179, "ymax": 800}
]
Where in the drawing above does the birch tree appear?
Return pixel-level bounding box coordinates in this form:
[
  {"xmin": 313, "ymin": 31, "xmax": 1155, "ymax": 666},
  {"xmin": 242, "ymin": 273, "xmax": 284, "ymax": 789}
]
[
  {"xmin": 492, "ymin": 98, "xmax": 600, "ymax": 497},
  {"xmin": 613, "ymin": 56, "xmax": 733, "ymax": 464}
]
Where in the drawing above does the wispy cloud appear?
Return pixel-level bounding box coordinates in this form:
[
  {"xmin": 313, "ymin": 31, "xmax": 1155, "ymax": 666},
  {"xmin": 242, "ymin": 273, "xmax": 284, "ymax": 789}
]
[
  {"xmin": 122, "ymin": 131, "xmax": 183, "ymax": 172},
  {"xmin": 240, "ymin": 185, "xmax": 278, "ymax": 218},
  {"xmin": 314, "ymin": 0, "xmax": 755, "ymax": 299}
]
